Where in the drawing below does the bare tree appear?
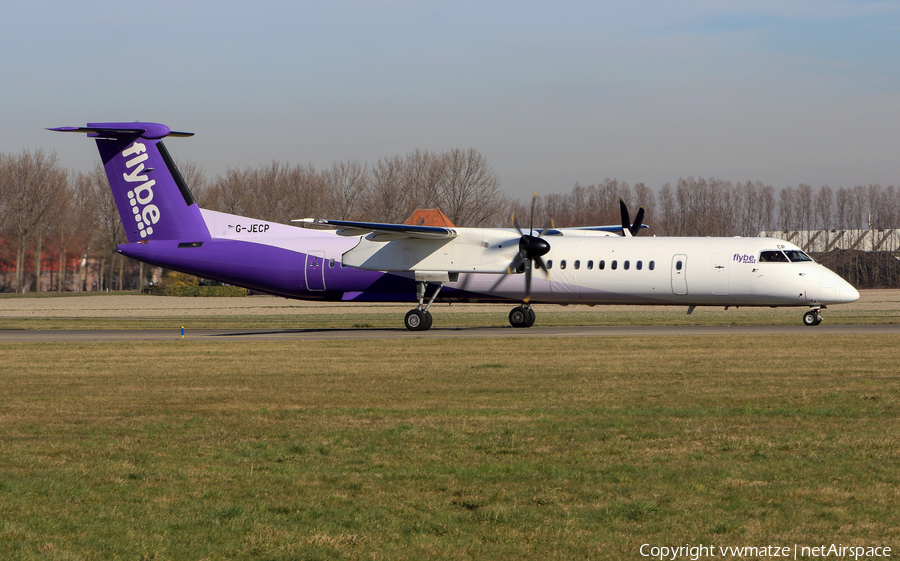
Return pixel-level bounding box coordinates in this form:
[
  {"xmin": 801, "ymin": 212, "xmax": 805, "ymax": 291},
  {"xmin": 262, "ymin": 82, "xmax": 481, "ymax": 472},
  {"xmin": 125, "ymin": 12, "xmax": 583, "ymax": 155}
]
[
  {"xmin": 370, "ymin": 155, "xmax": 411, "ymax": 224},
  {"xmin": 633, "ymin": 182, "xmax": 656, "ymax": 233},
  {"xmin": 760, "ymin": 183, "xmax": 776, "ymax": 233},
  {"xmin": 438, "ymin": 148, "xmax": 503, "ymax": 227},
  {"xmin": 657, "ymin": 183, "xmax": 675, "ymax": 235},
  {"xmin": 779, "ymin": 187, "xmax": 795, "ymax": 232},
  {"xmin": 402, "ymin": 149, "xmax": 444, "ymax": 211},
  {"xmin": 78, "ymin": 164, "xmax": 126, "ymax": 291},
  {"xmin": 867, "ymin": 184, "xmax": 886, "ymax": 229},
  {"xmin": 1, "ymin": 149, "xmax": 68, "ymax": 293},
  {"xmin": 883, "ymin": 185, "xmax": 898, "ymax": 229},
  {"xmin": 835, "ymin": 187, "xmax": 851, "ymax": 231},
  {"xmin": 207, "ymin": 166, "xmax": 256, "ymax": 217},
  {"xmin": 176, "ymin": 159, "xmax": 208, "ymax": 207},
  {"xmin": 815, "ymin": 185, "xmax": 833, "ymax": 231},
  {"xmin": 324, "ymin": 160, "xmax": 368, "ymax": 220},
  {"xmin": 853, "ymin": 185, "xmax": 868, "ymax": 229},
  {"xmin": 796, "ymin": 184, "xmax": 814, "ymax": 233}
]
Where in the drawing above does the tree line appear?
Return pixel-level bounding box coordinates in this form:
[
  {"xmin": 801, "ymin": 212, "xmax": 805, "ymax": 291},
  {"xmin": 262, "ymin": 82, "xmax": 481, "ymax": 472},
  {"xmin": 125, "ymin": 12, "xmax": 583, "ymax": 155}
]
[
  {"xmin": 1, "ymin": 146, "xmax": 898, "ymax": 293},
  {"xmin": 512, "ymin": 177, "xmax": 900, "ymax": 237}
]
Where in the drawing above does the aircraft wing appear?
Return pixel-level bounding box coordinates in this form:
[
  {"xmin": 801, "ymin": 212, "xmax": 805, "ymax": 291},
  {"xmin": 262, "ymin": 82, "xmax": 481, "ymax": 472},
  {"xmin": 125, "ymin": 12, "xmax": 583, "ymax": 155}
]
[{"xmin": 294, "ymin": 218, "xmax": 457, "ymax": 240}]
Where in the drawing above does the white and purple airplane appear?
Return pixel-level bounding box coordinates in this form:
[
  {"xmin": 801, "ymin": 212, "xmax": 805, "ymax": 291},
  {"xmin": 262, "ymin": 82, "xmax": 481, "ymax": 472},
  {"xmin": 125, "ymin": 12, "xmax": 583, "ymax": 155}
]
[{"xmin": 51, "ymin": 122, "xmax": 859, "ymax": 330}]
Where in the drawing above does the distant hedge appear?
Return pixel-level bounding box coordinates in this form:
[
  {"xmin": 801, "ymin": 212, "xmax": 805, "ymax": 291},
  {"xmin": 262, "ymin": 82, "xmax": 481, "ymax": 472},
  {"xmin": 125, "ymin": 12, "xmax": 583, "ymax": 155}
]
[{"xmin": 143, "ymin": 286, "xmax": 248, "ymax": 297}]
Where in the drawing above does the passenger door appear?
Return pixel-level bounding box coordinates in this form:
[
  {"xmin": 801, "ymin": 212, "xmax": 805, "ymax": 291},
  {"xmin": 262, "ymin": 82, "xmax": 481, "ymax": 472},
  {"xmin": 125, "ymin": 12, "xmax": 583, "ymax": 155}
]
[
  {"xmin": 671, "ymin": 254, "xmax": 688, "ymax": 295},
  {"xmin": 305, "ymin": 251, "xmax": 326, "ymax": 291}
]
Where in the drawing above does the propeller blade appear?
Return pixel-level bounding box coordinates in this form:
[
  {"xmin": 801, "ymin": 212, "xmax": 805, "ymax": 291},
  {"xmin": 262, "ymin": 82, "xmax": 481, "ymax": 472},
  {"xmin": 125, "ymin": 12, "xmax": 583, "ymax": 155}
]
[
  {"xmin": 507, "ymin": 252, "xmax": 525, "ymax": 274},
  {"xmin": 619, "ymin": 199, "xmax": 632, "ymax": 237},
  {"xmin": 529, "ymin": 192, "xmax": 538, "ymax": 236},
  {"xmin": 630, "ymin": 206, "xmax": 645, "ymax": 236},
  {"xmin": 533, "ymin": 256, "xmax": 550, "ymax": 279},
  {"xmin": 488, "ymin": 272, "xmax": 508, "ymax": 293},
  {"xmin": 523, "ymin": 259, "xmax": 533, "ymax": 303},
  {"xmin": 512, "ymin": 212, "xmax": 524, "ymax": 237},
  {"xmin": 489, "ymin": 253, "xmax": 525, "ymax": 292},
  {"xmin": 537, "ymin": 219, "xmax": 553, "ymax": 237}
]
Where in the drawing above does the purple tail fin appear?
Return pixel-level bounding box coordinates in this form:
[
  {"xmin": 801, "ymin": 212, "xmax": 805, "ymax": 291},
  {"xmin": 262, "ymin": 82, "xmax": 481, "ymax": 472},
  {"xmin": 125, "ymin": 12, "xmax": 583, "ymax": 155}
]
[{"xmin": 50, "ymin": 122, "xmax": 211, "ymax": 243}]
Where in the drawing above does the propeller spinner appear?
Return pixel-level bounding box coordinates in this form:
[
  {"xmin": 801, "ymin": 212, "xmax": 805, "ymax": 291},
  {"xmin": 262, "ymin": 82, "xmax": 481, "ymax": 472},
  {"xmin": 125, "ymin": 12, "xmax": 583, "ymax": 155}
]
[{"xmin": 491, "ymin": 193, "xmax": 551, "ymax": 303}]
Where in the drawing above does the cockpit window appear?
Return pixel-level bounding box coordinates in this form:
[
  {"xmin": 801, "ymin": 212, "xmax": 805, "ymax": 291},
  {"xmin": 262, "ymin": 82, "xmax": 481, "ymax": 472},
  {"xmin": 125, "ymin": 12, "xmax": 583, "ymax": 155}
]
[
  {"xmin": 759, "ymin": 250, "xmax": 789, "ymax": 263},
  {"xmin": 784, "ymin": 250, "xmax": 813, "ymax": 262}
]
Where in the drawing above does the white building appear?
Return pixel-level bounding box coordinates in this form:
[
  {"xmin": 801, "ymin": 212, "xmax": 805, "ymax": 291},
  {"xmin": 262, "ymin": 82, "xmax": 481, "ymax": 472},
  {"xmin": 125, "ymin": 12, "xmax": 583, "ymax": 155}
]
[{"xmin": 759, "ymin": 229, "xmax": 900, "ymax": 254}]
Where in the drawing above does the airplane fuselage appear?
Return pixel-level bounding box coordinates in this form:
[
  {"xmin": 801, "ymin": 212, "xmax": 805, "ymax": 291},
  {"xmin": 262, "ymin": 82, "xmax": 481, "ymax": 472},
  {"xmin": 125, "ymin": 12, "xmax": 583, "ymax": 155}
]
[{"xmin": 118, "ymin": 209, "xmax": 858, "ymax": 309}]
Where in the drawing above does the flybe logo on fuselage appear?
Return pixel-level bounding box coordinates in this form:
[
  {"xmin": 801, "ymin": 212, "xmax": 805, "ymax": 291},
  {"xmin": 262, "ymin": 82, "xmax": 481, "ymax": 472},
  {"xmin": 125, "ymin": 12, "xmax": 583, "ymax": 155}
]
[{"xmin": 122, "ymin": 141, "xmax": 160, "ymax": 239}]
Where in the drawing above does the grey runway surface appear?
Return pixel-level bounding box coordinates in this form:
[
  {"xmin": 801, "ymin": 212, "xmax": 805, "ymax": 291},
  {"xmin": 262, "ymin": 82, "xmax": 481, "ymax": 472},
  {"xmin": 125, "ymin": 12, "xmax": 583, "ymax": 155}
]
[{"xmin": 2, "ymin": 324, "xmax": 899, "ymax": 342}]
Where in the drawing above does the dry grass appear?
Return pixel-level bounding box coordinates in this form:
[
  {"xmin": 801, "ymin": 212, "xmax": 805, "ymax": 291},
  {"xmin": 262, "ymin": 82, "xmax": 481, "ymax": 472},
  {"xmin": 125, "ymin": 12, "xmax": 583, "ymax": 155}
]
[
  {"xmin": 1, "ymin": 335, "xmax": 899, "ymax": 559},
  {"xmin": 1, "ymin": 289, "xmax": 899, "ymax": 330}
]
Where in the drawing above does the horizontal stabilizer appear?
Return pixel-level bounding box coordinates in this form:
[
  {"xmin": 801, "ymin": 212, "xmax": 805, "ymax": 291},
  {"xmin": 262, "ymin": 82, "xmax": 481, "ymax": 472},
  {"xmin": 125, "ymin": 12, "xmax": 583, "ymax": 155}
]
[
  {"xmin": 295, "ymin": 218, "xmax": 457, "ymax": 240},
  {"xmin": 48, "ymin": 122, "xmax": 193, "ymax": 140}
]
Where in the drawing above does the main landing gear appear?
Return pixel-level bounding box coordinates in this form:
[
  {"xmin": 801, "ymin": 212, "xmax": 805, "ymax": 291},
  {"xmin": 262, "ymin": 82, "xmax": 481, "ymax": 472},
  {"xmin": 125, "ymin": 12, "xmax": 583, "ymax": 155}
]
[
  {"xmin": 803, "ymin": 307, "xmax": 823, "ymax": 326},
  {"xmin": 405, "ymin": 280, "xmax": 444, "ymax": 331},
  {"xmin": 404, "ymin": 280, "xmax": 541, "ymax": 331},
  {"xmin": 509, "ymin": 305, "xmax": 536, "ymax": 328}
]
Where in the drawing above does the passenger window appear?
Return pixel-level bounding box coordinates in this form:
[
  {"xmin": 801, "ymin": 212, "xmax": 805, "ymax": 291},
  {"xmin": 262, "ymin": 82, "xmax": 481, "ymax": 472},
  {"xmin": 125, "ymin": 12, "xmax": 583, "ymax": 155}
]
[
  {"xmin": 599, "ymin": 260, "xmax": 605, "ymax": 270},
  {"xmin": 340, "ymin": 262, "xmax": 346, "ymax": 268},
  {"xmin": 676, "ymin": 260, "xmax": 683, "ymax": 271},
  {"xmin": 649, "ymin": 261, "xmax": 655, "ymax": 271},
  {"xmin": 760, "ymin": 250, "xmax": 789, "ymax": 263},
  {"xmin": 547, "ymin": 260, "xmax": 553, "ymax": 269},
  {"xmin": 611, "ymin": 260, "xmax": 618, "ymax": 270},
  {"xmin": 560, "ymin": 260, "xmax": 567, "ymax": 270},
  {"xmin": 624, "ymin": 260, "xmax": 630, "ymax": 270},
  {"xmin": 587, "ymin": 260, "xmax": 593, "ymax": 270},
  {"xmin": 636, "ymin": 260, "xmax": 642, "ymax": 270},
  {"xmin": 574, "ymin": 260, "xmax": 580, "ymax": 270},
  {"xmin": 328, "ymin": 258, "xmax": 335, "ymax": 268}
]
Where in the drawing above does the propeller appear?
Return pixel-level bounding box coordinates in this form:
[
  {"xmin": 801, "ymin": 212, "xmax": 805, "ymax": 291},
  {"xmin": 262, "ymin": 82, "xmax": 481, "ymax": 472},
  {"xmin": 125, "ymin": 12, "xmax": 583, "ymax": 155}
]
[
  {"xmin": 619, "ymin": 199, "xmax": 645, "ymax": 237},
  {"xmin": 490, "ymin": 193, "xmax": 551, "ymax": 303}
]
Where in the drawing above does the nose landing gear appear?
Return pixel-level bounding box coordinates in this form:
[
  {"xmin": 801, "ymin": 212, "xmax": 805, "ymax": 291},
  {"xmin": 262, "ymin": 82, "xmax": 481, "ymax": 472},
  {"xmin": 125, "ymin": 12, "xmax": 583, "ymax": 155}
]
[{"xmin": 803, "ymin": 308, "xmax": 823, "ymax": 326}]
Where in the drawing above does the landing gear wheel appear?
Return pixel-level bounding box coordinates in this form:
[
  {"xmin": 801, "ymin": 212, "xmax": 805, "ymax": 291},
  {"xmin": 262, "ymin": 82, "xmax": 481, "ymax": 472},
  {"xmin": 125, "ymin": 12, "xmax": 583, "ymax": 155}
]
[
  {"xmin": 509, "ymin": 306, "xmax": 535, "ymax": 328},
  {"xmin": 405, "ymin": 309, "xmax": 432, "ymax": 331},
  {"xmin": 423, "ymin": 310, "xmax": 433, "ymax": 330},
  {"xmin": 802, "ymin": 310, "xmax": 822, "ymax": 326}
]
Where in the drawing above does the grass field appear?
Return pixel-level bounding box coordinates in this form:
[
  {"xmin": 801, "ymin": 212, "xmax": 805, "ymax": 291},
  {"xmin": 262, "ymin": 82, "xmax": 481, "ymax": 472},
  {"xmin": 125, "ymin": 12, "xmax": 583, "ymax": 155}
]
[
  {"xmin": 1, "ymin": 289, "xmax": 899, "ymax": 330},
  {"xmin": 2, "ymin": 330, "xmax": 899, "ymax": 559}
]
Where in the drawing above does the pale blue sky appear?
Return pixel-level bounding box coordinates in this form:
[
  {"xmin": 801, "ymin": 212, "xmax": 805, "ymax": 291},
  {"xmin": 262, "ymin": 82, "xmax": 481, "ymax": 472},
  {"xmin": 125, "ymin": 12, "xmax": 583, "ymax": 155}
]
[{"xmin": 4, "ymin": 1, "xmax": 900, "ymax": 198}]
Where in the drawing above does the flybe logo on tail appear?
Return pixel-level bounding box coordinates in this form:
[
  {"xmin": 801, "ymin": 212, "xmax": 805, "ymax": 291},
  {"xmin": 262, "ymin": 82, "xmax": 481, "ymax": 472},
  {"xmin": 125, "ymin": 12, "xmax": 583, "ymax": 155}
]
[{"xmin": 122, "ymin": 141, "xmax": 160, "ymax": 239}]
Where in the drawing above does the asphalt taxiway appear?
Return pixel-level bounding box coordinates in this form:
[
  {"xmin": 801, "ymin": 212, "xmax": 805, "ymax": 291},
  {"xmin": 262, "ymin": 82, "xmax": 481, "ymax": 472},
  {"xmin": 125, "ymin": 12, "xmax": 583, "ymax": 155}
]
[{"xmin": 2, "ymin": 324, "xmax": 898, "ymax": 342}]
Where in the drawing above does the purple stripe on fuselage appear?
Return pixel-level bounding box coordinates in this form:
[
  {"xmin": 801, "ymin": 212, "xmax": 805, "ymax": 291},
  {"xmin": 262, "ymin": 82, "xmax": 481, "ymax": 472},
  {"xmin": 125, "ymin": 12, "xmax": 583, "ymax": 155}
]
[{"xmin": 118, "ymin": 239, "xmax": 410, "ymax": 300}]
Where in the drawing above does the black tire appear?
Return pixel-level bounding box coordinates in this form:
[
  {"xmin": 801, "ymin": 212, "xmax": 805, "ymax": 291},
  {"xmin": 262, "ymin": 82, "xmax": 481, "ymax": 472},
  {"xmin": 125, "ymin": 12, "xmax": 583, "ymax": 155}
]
[
  {"xmin": 509, "ymin": 306, "xmax": 529, "ymax": 328},
  {"xmin": 423, "ymin": 310, "xmax": 433, "ymax": 330},
  {"xmin": 524, "ymin": 308, "xmax": 536, "ymax": 327},
  {"xmin": 802, "ymin": 311, "xmax": 819, "ymax": 327},
  {"xmin": 405, "ymin": 309, "xmax": 427, "ymax": 331}
]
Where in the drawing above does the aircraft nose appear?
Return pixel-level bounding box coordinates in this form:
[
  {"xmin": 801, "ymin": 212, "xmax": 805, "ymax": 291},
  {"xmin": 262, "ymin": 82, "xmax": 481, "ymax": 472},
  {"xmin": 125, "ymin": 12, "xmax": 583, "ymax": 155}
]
[
  {"xmin": 817, "ymin": 269, "xmax": 859, "ymax": 304},
  {"xmin": 840, "ymin": 280, "xmax": 860, "ymax": 303}
]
